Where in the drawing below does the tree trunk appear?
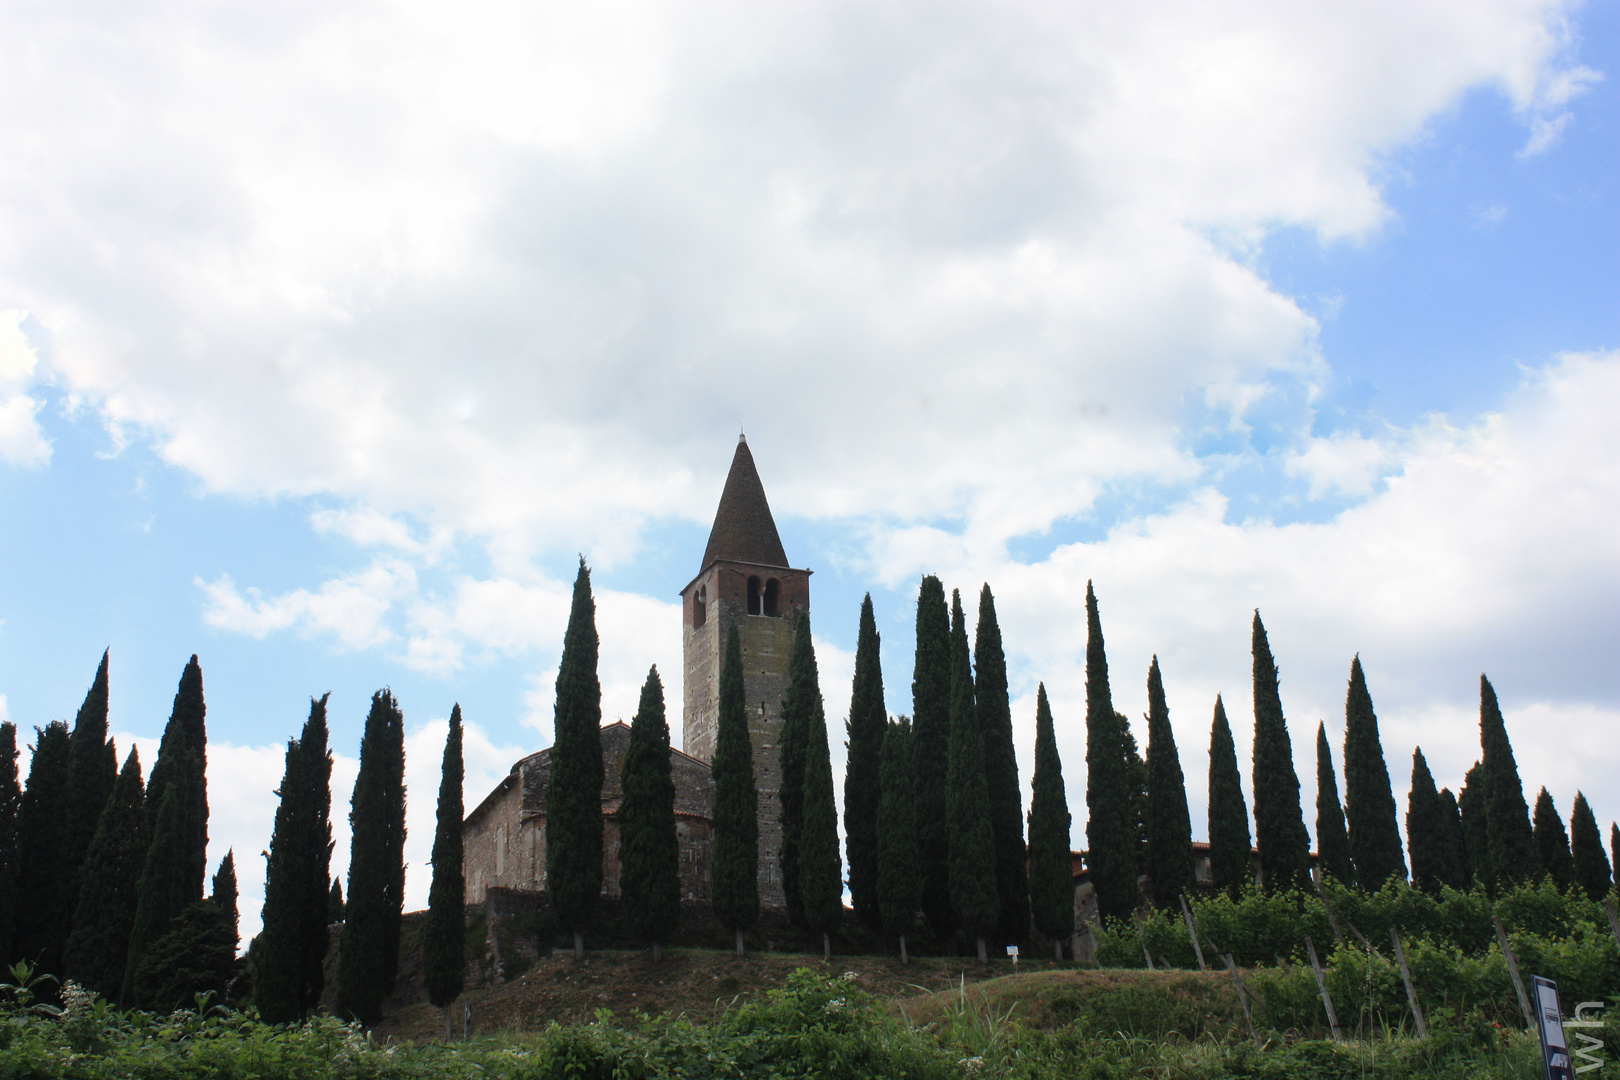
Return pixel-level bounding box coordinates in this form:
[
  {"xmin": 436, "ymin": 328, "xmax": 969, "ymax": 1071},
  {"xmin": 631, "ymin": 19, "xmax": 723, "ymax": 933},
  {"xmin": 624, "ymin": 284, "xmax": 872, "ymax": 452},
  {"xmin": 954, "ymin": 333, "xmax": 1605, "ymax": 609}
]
[
  {"xmin": 899, "ymin": 934, "xmax": 909, "ymax": 964},
  {"xmin": 976, "ymin": 936, "xmax": 987, "ymax": 963},
  {"xmin": 734, "ymin": 929, "xmax": 745, "ymax": 956},
  {"xmin": 443, "ymin": 1004, "xmax": 452, "ymax": 1041},
  {"xmin": 574, "ymin": 929, "xmax": 585, "ymax": 959},
  {"xmin": 1054, "ymin": 937, "xmax": 1063, "ymax": 962},
  {"xmin": 652, "ymin": 940, "xmax": 663, "ymax": 963},
  {"xmin": 822, "ymin": 931, "xmax": 830, "ymax": 961}
]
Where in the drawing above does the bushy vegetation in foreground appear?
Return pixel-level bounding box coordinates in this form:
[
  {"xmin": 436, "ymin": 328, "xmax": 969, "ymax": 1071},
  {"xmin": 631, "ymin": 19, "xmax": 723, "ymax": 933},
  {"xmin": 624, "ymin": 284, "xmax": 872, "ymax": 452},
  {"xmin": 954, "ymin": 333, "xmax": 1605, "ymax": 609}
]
[{"xmin": 1, "ymin": 963, "xmax": 1600, "ymax": 1080}]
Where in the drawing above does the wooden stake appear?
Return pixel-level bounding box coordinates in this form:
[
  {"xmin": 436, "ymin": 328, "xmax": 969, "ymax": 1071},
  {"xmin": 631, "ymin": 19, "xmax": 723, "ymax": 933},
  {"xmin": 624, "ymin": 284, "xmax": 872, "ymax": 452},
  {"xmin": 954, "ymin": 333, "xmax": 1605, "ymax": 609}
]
[
  {"xmin": 1389, "ymin": 929, "xmax": 1427, "ymax": 1038},
  {"xmin": 1313, "ymin": 878, "xmax": 1347, "ymax": 949},
  {"xmin": 1180, "ymin": 895, "xmax": 1207, "ymax": 970},
  {"xmin": 1219, "ymin": 953, "xmax": 1259, "ymax": 1040},
  {"xmin": 1602, "ymin": 900, "xmax": 1620, "ymax": 954},
  {"xmin": 1134, "ymin": 911, "xmax": 1155, "ymax": 970},
  {"xmin": 1304, "ymin": 935, "xmax": 1342, "ymax": 1041},
  {"xmin": 1493, "ymin": 914, "xmax": 1535, "ymax": 1028}
]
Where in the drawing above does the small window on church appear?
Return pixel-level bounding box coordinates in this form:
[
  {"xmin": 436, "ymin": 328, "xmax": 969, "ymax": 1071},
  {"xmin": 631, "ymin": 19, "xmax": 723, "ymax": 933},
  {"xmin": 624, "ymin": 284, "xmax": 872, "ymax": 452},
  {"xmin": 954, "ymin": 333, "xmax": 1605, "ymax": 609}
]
[
  {"xmin": 693, "ymin": 583, "xmax": 707, "ymax": 629},
  {"xmin": 747, "ymin": 576, "xmax": 762, "ymax": 615},
  {"xmin": 763, "ymin": 578, "xmax": 781, "ymax": 617}
]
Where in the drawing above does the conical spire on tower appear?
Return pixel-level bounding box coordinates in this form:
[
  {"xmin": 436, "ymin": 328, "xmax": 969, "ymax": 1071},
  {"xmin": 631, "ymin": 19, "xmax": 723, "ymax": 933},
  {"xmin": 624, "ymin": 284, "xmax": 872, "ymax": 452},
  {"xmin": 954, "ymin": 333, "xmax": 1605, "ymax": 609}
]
[{"xmin": 700, "ymin": 434, "xmax": 789, "ymax": 570}]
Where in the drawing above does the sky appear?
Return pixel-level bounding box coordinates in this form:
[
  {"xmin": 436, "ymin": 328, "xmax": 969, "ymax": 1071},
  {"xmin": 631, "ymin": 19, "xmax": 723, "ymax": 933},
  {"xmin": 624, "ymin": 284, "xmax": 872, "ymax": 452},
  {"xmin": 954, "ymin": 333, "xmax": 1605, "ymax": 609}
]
[{"xmin": 0, "ymin": 0, "xmax": 1615, "ymax": 944}]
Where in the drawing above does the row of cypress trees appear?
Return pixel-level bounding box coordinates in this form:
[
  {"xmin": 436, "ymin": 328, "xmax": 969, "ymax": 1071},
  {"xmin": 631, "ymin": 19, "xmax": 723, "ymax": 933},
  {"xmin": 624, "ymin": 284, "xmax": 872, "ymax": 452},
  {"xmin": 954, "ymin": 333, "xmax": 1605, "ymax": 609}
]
[{"xmin": 0, "ymin": 653, "xmax": 237, "ymax": 1009}]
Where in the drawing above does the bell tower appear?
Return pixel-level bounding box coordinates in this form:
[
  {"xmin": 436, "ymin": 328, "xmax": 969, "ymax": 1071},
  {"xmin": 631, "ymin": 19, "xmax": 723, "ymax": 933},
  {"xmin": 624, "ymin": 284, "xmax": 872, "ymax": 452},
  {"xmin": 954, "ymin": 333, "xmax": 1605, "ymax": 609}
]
[{"xmin": 680, "ymin": 434, "xmax": 809, "ymax": 910}]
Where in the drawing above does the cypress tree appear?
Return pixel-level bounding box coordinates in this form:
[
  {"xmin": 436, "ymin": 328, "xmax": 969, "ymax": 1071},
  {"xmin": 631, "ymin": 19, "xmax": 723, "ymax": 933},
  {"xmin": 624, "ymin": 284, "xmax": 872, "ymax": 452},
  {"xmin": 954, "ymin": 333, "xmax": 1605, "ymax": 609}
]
[
  {"xmin": 257, "ymin": 721, "xmax": 313, "ymax": 1021},
  {"xmin": 1532, "ymin": 788, "xmax": 1574, "ymax": 890},
  {"xmin": 875, "ymin": 719, "xmax": 921, "ymax": 961},
  {"xmin": 1479, "ymin": 676, "xmax": 1535, "ymax": 888},
  {"xmin": 1122, "ymin": 719, "xmax": 1149, "ymax": 876},
  {"xmin": 1206, "ymin": 696, "xmax": 1252, "ymax": 898},
  {"xmin": 1406, "ymin": 749, "xmax": 1447, "ymax": 895},
  {"xmin": 799, "ymin": 665, "xmax": 842, "ymax": 960},
  {"xmin": 296, "ymin": 696, "xmax": 334, "ymax": 1014},
  {"xmin": 1612, "ymin": 824, "xmax": 1620, "ymax": 896},
  {"xmin": 1144, "ymin": 658, "xmax": 1192, "ymax": 908},
  {"xmin": 1250, "ymin": 613, "xmax": 1311, "ymax": 893},
  {"xmin": 911, "ymin": 575, "xmax": 953, "ymax": 940},
  {"xmin": 66, "ymin": 651, "xmax": 114, "ymax": 914},
  {"xmin": 335, "ymin": 690, "xmax": 407, "ymax": 1027},
  {"xmin": 778, "ymin": 610, "xmax": 816, "ymax": 930},
  {"xmin": 976, "ymin": 585, "xmax": 1028, "ymax": 946},
  {"xmin": 947, "ymin": 589, "xmax": 997, "ymax": 961},
  {"xmin": 329, "ymin": 879, "xmax": 344, "ymax": 924},
  {"xmin": 619, "ymin": 670, "xmax": 681, "ymax": 960},
  {"xmin": 1085, "ymin": 582, "xmax": 1136, "ymax": 920},
  {"xmin": 130, "ymin": 895, "xmax": 235, "ymax": 1012},
  {"xmin": 16, "ymin": 722, "xmax": 72, "ymax": 975},
  {"xmin": 122, "ymin": 785, "xmax": 184, "ymax": 1005},
  {"xmin": 1436, "ymin": 787, "xmax": 1468, "ymax": 891},
  {"xmin": 145, "ymin": 656, "xmax": 209, "ymax": 906},
  {"xmin": 212, "ymin": 851, "xmax": 238, "ymax": 955},
  {"xmin": 64, "ymin": 747, "xmax": 148, "ymax": 1001},
  {"xmin": 0, "ymin": 723, "xmax": 19, "ymax": 966},
  {"xmin": 845, "ymin": 595, "xmax": 886, "ymax": 934},
  {"xmin": 1028, "ymin": 685, "xmax": 1073, "ymax": 959},
  {"xmin": 547, "ymin": 558, "xmax": 603, "ymax": 958},
  {"xmin": 1458, "ymin": 764, "xmax": 1492, "ymax": 891},
  {"xmin": 1314, "ymin": 724, "xmax": 1353, "ymax": 885},
  {"xmin": 1569, "ymin": 793, "xmax": 1611, "ymax": 902},
  {"xmin": 424, "ymin": 705, "xmax": 466, "ymax": 1034},
  {"xmin": 1342, "ymin": 656, "xmax": 1405, "ymax": 889},
  {"xmin": 711, "ymin": 623, "xmax": 759, "ymax": 955}
]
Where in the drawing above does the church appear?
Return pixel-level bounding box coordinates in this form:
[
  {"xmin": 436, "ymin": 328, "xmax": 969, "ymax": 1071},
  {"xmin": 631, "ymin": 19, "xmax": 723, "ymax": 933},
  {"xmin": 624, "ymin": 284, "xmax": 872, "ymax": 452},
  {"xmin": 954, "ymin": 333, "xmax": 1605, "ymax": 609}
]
[{"xmin": 462, "ymin": 434, "xmax": 809, "ymax": 910}]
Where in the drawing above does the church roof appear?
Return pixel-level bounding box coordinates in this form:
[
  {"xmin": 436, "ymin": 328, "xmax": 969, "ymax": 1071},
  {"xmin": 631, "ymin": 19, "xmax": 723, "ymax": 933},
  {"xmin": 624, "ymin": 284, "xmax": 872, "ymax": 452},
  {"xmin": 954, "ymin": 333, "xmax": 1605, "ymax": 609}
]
[{"xmin": 700, "ymin": 435, "xmax": 789, "ymax": 570}]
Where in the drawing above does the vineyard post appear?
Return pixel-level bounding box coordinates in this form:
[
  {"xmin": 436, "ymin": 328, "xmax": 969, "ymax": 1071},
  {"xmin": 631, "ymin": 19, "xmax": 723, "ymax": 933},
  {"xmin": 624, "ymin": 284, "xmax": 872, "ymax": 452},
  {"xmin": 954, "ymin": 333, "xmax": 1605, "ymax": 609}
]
[
  {"xmin": 1305, "ymin": 935, "xmax": 1343, "ymax": 1042},
  {"xmin": 1180, "ymin": 895, "xmax": 1206, "ymax": 970},
  {"xmin": 1389, "ymin": 928, "xmax": 1427, "ymax": 1038},
  {"xmin": 1494, "ymin": 913, "xmax": 1536, "ymax": 1028}
]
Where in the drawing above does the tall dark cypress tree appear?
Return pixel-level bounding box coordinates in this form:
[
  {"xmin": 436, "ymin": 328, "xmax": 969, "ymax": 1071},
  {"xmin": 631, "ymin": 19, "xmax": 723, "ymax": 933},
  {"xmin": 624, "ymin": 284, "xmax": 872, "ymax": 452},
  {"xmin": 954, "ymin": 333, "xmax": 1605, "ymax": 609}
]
[
  {"xmin": 123, "ymin": 785, "xmax": 184, "ymax": 1005},
  {"xmin": 947, "ymin": 589, "xmax": 997, "ymax": 961},
  {"xmin": 1458, "ymin": 763, "xmax": 1492, "ymax": 891},
  {"xmin": 845, "ymin": 596, "xmax": 886, "ymax": 934},
  {"xmin": 547, "ymin": 559, "xmax": 603, "ymax": 958},
  {"xmin": 911, "ymin": 575, "xmax": 953, "ymax": 940},
  {"xmin": 64, "ymin": 747, "xmax": 148, "ymax": 1000},
  {"xmin": 145, "ymin": 656, "xmax": 209, "ymax": 906},
  {"xmin": 1479, "ymin": 675, "xmax": 1535, "ymax": 888},
  {"xmin": 66, "ymin": 651, "xmax": 114, "ymax": 915},
  {"xmin": 1613, "ymin": 825, "xmax": 1620, "ymax": 897},
  {"xmin": 1342, "ymin": 656, "xmax": 1405, "ymax": 889},
  {"xmin": 1436, "ymin": 788, "xmax": 1468, "ymax": 891},
  {"xmin": 778, "ymin": 611, "xmax": 817, "ymax": 930},
  {"xmin": 712, "ymin": 623, "xmax": 759, "ymax": 955},
  {"xmin": 1569, "ymin": 793, "xmax": 1612, "ymax": 902},
  {"xmin": 257, "ymin": 710, "xmax": 317, "ymax": 1022},
  {"xmin": 16, "ymin": 722, "xmax": 72, "ymax": 975},
  {"xmin": 975, "ymin": 585, "xmax": 1028, "ymax": 946},
  {"xmin": 212, "ymin": 851, "xmax": 238, "ymax": 955},
  {"xmin": 1144, "ymin": 658, "xmax": 1192, "ymax": 908},
  {"xmin": 799, "ymin": 666, "xmax": 842, "ymax": 959},
  {"xmin": 296, "ymin": 697, "xmax": 334, "ymax": 1014},
  {"xmin": 619, "ymin": 670, "xmax": 681, "ymax": 959},
  {"xmin": 1028, "ymin": 685, "xmax": 1073, "ymax": 959},
  {"xmin": 1532, "ymin": 788, "xmax": 1574, "ymax": 891},
  {"xmin": 1314, "ymin": 724, "xmax": 1353, "ymax": 885},
  {"xmin": 335, "ymin": 690, "xmax": 406, "ymax": 1027},
  {"xmin": 1250, "ymin": 613, "xmax": 1311, "ymax": 893},
  {"xmin": 328, "ymin": 879, "xmax": 344, "ymax": 924},
  {"xmin": 1085, "ymin": 583, "xmax": 1136, "ymax": 920},
  {"xmin": 0, "ymin": 723, "xmax": 19, "ymax": 966},
  {"xmin": 424, "ymin": 705, "xmax": 465, "ymax": 1034},
  {"xmin": 875, "ymin": 719, "xmax": 921, "ymax": 961},
  {"xmin": 1406, "ymin": 749, "xmax": 1447, "ymax": 895},
  {"xmin": 1207, "ymin": 696, "xmax": 1252, "ymax": 898}
]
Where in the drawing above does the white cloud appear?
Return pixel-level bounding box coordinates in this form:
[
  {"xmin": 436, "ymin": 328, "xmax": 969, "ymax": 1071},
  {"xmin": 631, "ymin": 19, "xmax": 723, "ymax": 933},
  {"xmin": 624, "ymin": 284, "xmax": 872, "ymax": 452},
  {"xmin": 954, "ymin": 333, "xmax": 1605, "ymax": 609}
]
[
  {"xmin": 198, "ymin": 561, "xmax": 417, "ymax": 649},
  {"xmin": 0, "ymin": 0, "xmax": 1595, "ymax": 564},
  {"xmin": 0, "ymin": 310, "xmax": 49, "ymax": 466}
]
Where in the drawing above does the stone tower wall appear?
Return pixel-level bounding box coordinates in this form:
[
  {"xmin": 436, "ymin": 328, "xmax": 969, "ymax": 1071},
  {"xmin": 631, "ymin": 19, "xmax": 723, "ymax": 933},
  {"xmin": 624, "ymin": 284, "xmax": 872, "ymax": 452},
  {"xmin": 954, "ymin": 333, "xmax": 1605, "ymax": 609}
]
[{"xmin": 681, "ymin": 561, "xmax": 809, "ymax": 911}]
